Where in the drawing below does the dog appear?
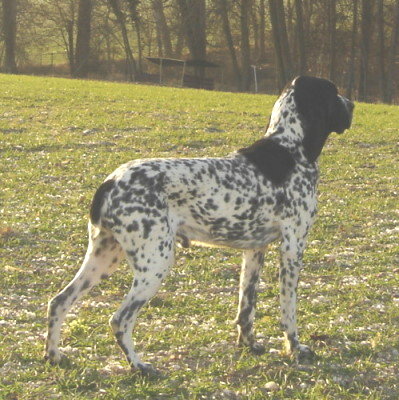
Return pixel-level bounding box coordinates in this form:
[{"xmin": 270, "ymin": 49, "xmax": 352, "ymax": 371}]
[{"xmin": 45, "ymin": 76, "xmax": 354, "ymax": 374}]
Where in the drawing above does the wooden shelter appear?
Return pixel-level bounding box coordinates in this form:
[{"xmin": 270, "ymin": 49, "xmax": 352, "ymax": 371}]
[{"xmin": 146, "ymin": 57, "xmax": 220, "ymax": 90}]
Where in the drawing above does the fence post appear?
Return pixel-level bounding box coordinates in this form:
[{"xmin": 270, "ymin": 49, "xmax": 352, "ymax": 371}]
[
  {"xmin": 181, "ymin": 61, "xmax": 186, "ymax": 87},
  {"xmin": 252, "ymin": 65, "xmax": 258, "ymax": 93}
]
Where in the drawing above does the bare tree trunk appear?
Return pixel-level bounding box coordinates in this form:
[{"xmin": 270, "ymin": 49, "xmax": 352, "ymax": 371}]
[
  {"xmin": 259, "ymin": 0, "xmax": 266, "ymax": 60},
  {"xmin": 269, "ymin": 0, "xmax": 292, "ymax": 90},
  {"xmin": 285, "ymin": 0, "xmax": 295, "ymax": 47},
  {"xmin": 154, "ymin": 11, "xmax": 164, "ymax": 57},
  {"xmin": 177, "ymin": 0, "xmax": 206, "ymax": 76},
  {"xmin": 276, "ymin": 0, "xmax": 292, "ymax": 80},
  {"xmin": 2, "ymin": 0, "xmax": 18, "ymax": 73},
  {"xmin": 295, "ymin": 0, "xmax": 306, "ymax": 74},
  {"xmin": 74, "ymin": 0, "xmax": 92, "ymax": 78},
  {"xmin": 386, "ymin": 0, "xmax": 399, "ymax": 103},
  {"xmin": 328, "ymin": 0, "xmax": 337, "ymax": 82},
  {"xmin": 240, "ymin": 0, "xmax": 251, "ymax": 91},
  {"xmin": 377, "ymin": 0, "xmax": 388, "ymax": 101},
  {"xmin": 126, "ymin": 0, "xmax": 143, "ymax": 73},
  {"xmin": 177, "ymin": 0, "xmax": 206, "ymax": 60},
  {"xmin": 269, "ymin": 0, "xmax": 285, "ymax": 90},
  {"xmin": 174, "ymin": 21, "xmax": 185, "ymax": 58},
  {"xmin": 152, "ymin": 0, "xmax": 173, "ymax": 57},
  {"xmin": 104, "ymin": 9, "xmax": 113, "ymax": 76},
  {"xmin": 218, "ymin": 0, "xmax": 242, "ymax": 89},
  {"xmin": 53, "ymin": 0, "xmax": 76, "ymax": 75},
  {"xmin": 347, "ymin": 0, "xmax": 358, "ymax": 99},
  {"xmin": 109, "ymin": 0, "xmax": 137, "ymax": 81},
  {"xmin": 358, "ymin": 0, "xmax": 373, "ymax": 101},
  {"xmin": 251, "ymin": 3, "xmax": 259, "ymax": 58},
  {"xmin": 173, "ymin": 3, "xmax": 185, "ymax": 59},
  {"xmin": 66, "ymin": 19, "xmax": 75, "ymax": 75},
  {"xmin": 303, "ymin": 0, "xmax": 313, "ymax": 39}
]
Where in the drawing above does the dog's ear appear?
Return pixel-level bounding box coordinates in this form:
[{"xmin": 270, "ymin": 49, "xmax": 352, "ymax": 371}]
[{"xmin": 293, "ymin": 76, "xmax": 344, "ymax": 162}]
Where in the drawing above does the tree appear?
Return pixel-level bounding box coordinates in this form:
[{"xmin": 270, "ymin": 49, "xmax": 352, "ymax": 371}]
[
  {"xmin": 74, "ymin": 0, "xmax": 92, "ymax": 77},
  {"xmin": 240, "ymin": 0, "xmax": 251, "ymax": 91},
  {"xmin": 377, "ymin": 0, "xmax": 387, "ymax": 101},
  {"xmin": 269, "ymin": 0, "xmax": 292, "ymax": 90},
  {"xmin": 177, "ymin": 0, "xmax": 206, "ymax": 79},
  {"xmin": 386, "ymin": 0, "xmax": 399, "ymax": 103},
  {"xmin": 269, "ymin": 0, "xmax": 283, "ymax": 89},
  {"xmin": 328, "ymin": 0, "xmax": 337, "ymax": 82},
  {"xmin": 2, "ymin": 0, "xmax": 399, "ymax": 102},
  {"xmin": 125, "ymin": 0, "xmax": 143, "ymax": 72},
  {"xmin": 346, "ymin": 0, "xmax": 358, "ymax": 99},
  {"xmin": 276, "ymin": 0, "xmax": 292, "ymax": 79},
  {"xmin": 259, "ymin": 0, "xmax": 267, "ymax": 61},
  {"xmin": 177, "ymin": 0, "xmax": 206, "ymax": 62},
  {"xmin": 358, "ymin": 0, "xmax": 373, "ymax": 101},
  {"xmin": 218, "ymin": 0, "xmax": 241, "ymax": 89},
  {"xmin": 108, "ymin": 0, "xmax": 138, "ymax": 80},
  {"xmin": 151, "ymin": 0, "xmax": 173, "ymax": 57},
  {"xmin": 295, "ymin": 0, "xmax": 306, "ymax": 74},
  {"xmin": 2, "ymin": 0, "xmax": 18, "ymax": 73}
]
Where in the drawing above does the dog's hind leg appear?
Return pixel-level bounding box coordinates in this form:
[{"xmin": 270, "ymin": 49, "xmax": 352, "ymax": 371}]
[
  {"xmin": 109, "ymin": 226, "xmax": 175, "ymax": 375},
  {"xmin": 235, "ymin": 249, "xmax": 266, "ymax": 355},
  {"xmin": 45, "ymin": 223, "xmax": 124, "ymax": 364}
]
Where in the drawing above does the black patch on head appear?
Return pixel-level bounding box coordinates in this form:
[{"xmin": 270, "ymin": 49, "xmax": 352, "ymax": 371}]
[
  {"xmin": 293, "ymin": 76, "xmax": 353, "ymax": 162},
  {"xmin": 238, "ymin": 138, "xmax": 295, "ymax": 185},
  {"xmin": 90, "ymin": 179, "xmax": 115, "ymax": 224}
]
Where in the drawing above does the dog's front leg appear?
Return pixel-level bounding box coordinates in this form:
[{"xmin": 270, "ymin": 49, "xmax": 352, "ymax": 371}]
[
  {"xmin": 279, "ymin": 232, "xmax": 314, "ymax": 361},
  {"xmin": 235, "ymin": 249, "xmax": 266, "ymax": 355}
]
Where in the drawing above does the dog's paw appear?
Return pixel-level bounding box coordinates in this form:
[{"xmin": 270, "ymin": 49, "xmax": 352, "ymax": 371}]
[
  {"xmin": 237, "ymin": 338, "xmax": 266, "ymax": 356},
  {"xmin": 250, "ymin": 342, "xmax": 266, "ymax": 355},
  {"xmin": 135, "ymin": 362, "xmax": 161, "ymax": 377},
  {"xmin": 44, "ymin": 349, "xmax": 67, "ymax": 365},
  {"xmin": 296, "ymin": 344, "xmax": 316, "ymax": 363}
]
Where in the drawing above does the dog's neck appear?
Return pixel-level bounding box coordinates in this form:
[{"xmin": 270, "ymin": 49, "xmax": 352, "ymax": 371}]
[{"xmin": 265, "ymin": 89, "xmax": 307, "ymax": 160}]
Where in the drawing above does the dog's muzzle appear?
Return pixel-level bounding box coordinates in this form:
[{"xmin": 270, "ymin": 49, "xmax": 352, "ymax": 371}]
[
  {"xmin": 339, "ymin": 95, "xmax": 355, "ymax": 130},
  {"xmin": 343, "ymin": 97, "xmax": 355, "ymax": 112}
]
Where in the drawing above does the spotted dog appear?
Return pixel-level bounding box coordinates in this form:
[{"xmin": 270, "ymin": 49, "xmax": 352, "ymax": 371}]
[{"xmin": 45, "ymin": 76, "xmax": 354, "ymax": 374}]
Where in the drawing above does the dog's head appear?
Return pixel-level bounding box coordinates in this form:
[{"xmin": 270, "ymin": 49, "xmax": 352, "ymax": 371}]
[{"xmin": 292, "ymin": 76, "xmax": 354, "ymax": 162}]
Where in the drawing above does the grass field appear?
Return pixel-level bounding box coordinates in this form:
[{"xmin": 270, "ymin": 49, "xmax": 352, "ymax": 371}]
[{"xmin": 0, "ymin": 74, "xmax": 398, "ymax": 399}]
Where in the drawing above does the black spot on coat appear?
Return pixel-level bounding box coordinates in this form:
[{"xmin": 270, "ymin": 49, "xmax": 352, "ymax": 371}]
[{"xmin": 238, "ymin": 138, "xmax": 295, "ymax": 185}]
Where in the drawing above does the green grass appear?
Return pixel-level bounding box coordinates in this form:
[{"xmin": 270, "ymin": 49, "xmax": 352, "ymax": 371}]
[{"xmin": 0, "ymin": 74, "xmax": 398, "ymax": 399}]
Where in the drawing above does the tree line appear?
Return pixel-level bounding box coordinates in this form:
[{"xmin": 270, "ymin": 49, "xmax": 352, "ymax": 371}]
[{"xmin": 2, "ymin": 0, "xmax": 399, "ymax": 103}]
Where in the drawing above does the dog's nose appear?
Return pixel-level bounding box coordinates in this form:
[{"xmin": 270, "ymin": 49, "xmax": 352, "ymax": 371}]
[
  {"xmin": 343, "ymin": 97, "xmax": 354, "ymax": 112},
  {"xmin": 346, "ymin": 99, "xmax": 355, "ymax": 112}
]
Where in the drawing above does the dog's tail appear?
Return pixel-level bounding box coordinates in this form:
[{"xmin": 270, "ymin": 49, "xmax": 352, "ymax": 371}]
[{"xmin": 90, "ymin": 179, "xmax": 115, "ymax": 225}]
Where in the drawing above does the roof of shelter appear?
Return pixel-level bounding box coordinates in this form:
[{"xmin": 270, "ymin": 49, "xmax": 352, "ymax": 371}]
[{"xmin": 146, "ymin": 57, "xmax": 220, "ymax": 68}]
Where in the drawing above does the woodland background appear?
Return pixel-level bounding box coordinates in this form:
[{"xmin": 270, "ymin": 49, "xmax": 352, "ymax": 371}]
[{"xmin": 2, "ymin": 0, "xmax": 399, "ymax": 102}]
